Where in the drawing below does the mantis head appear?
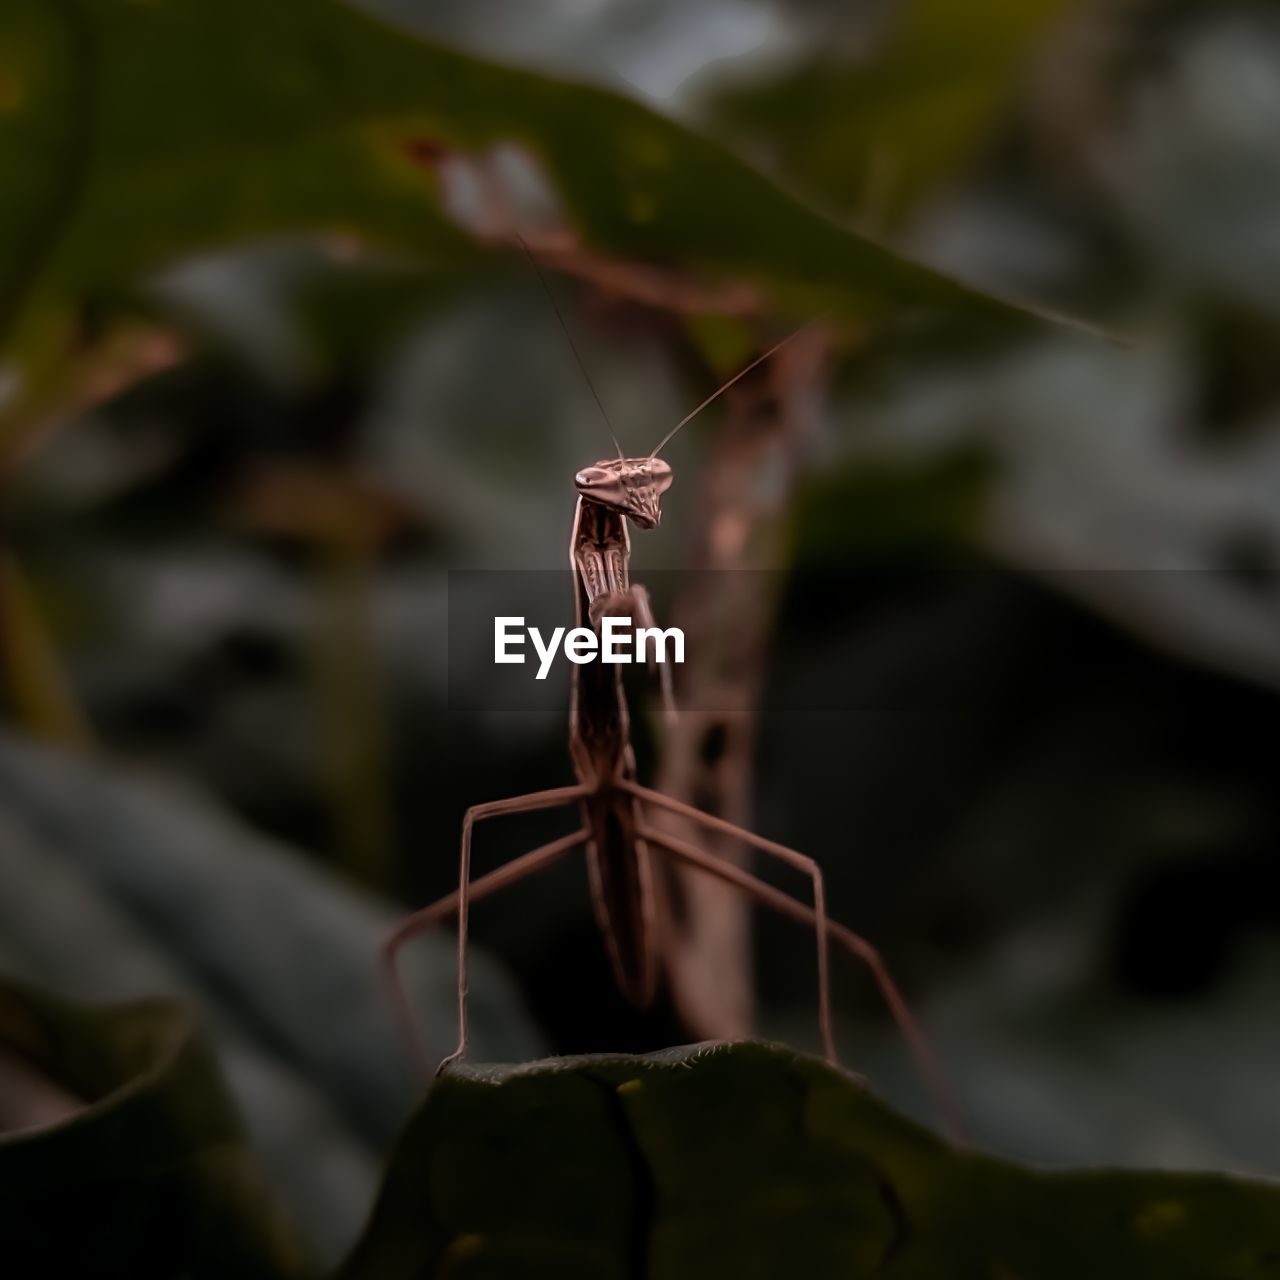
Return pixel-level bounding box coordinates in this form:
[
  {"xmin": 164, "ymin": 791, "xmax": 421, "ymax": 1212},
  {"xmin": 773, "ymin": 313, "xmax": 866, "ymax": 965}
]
[{"xmin": 574, "ymin": 457, "xmax": 673, "ymax": 529}]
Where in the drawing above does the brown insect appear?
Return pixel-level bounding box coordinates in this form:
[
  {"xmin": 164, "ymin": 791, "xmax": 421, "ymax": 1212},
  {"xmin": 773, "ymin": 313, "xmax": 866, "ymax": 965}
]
[{"xmin": 382, "ymin": 289, "xmax": 961, "ymax": 1137}]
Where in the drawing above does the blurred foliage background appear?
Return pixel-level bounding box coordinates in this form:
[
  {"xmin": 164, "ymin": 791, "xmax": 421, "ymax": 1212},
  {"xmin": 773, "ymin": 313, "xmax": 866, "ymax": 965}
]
[{"xmin": 3, "ymin": 0, "xmax": 1280, "ymax": 1264}]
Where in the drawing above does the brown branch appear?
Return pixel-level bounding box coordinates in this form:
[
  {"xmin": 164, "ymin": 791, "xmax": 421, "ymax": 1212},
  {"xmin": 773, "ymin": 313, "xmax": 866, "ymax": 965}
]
[
  {"xmin": 653, "ymin": 328, "xmax": 830, "ymax": 1039},
  {"xmin": 402, "ymin": 138, "xmax": 761, "ymax": 317}
]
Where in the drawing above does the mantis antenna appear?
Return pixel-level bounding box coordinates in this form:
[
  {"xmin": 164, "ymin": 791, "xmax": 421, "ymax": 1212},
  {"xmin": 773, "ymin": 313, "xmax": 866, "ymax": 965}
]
[
  {"xmin": 649, "ymin": 316, "xmax": 825, "ymax": 459},
  {"xmin": 516, "ymin": 234, "xmax": 625, "ymax": 460}
]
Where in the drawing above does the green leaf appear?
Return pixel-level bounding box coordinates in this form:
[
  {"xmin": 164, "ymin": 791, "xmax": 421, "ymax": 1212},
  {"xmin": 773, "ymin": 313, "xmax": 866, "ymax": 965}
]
[
  {"xmin": 342, "ymin": 1040, "xmax": 1280, "ymax": 1279},
  {"xmin": 0, "ymin": 976, "xmax": 313, "ymax": 1279},
  {"xmin": 0, "ymin": 728, "xmax": 544, "ymax": 1258},
  {"xmin": 0, "ymin": 0, "xmax": 1082, "ymax": 396},
  {"xmin": 0, "ymin": 549, "xmax": 93, "ymax": 748},
  {"xmin": 701, "ymin": 0, "xmax": 1078, "ymax": 227}
]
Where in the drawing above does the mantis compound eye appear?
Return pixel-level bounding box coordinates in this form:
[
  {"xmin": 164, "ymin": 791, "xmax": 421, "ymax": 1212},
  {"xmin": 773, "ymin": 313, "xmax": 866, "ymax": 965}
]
[
  {"xmin": 575, "ymin": 466, "xmax": 627, "ymax": 507},
  {"xmin": 646, "ymin": 458, "xmax": 673, "ymax": 495}
]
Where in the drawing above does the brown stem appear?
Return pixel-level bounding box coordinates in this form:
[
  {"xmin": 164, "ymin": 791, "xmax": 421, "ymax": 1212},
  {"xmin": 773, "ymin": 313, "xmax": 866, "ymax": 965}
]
[{"xmin": 654, "ymin": 329, "xmax": 829, "ymax": 1039}]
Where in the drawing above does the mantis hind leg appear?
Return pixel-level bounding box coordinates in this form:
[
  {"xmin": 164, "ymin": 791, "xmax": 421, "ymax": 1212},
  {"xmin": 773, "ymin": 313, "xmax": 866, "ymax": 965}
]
[
  {"xmin": 633, "ymin": 811, "xmax": 966, "ymax": 1142},
  {"xmin": 620, "ymin": 778, "xmax": 835, "ymax": 1061}
]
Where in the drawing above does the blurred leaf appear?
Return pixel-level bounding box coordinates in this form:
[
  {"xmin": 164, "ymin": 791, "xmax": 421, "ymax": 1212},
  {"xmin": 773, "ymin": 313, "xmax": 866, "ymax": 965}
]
[
  {"xmin": 0, "ymin": 977, "xmax": 313, "ymax": 1279},
  {"xmin": 790, "ymin": 449, "xmax": 995, "ymax": 565},
  {"xmin": 0, "ymin": 0, "xmax": 1082, "ymax": 412},
  {"xmin": 701, "ymin": 0, "xmax": 1077, "ymax": 227},
  {"xmin": 0, "ymin": 730, "xmax": 544, "ymax": 1259},
  {"xmin": 341, "ymin": 1040, "xmax": 1280, "ymax": 1279},
  {"xmin": 682, "ymin": 311, "xmax": 760, "ymax": 375},
  {"xmin": 0, "ymin": 731, "xmax": 543, "ymax": 1133},
  {"xmin": 0, "ymin": 548, "xmax": 92, "ymax": 747}
]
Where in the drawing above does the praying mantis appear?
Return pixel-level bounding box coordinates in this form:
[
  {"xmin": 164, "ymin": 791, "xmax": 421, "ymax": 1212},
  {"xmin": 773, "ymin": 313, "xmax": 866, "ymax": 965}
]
[{"xmin": 382, "ymin": 295, "xmax": 963, "ymax": 1139}]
